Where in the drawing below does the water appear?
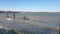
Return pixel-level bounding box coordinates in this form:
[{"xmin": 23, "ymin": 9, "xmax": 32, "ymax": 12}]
[
  {"xmin": 0, "ymin": 12, "xmax": 60, "ymax": 17},
  {"xmin": 0, "ymin": 12, "xmax": 59, "ymax": 34},
  {"xmin": 0, "ymin": 12, "xmax": 59, "ymax": 28},
  {"xmin": 0, "ymin": 19, "xmax": 59, "ymax": 34}
]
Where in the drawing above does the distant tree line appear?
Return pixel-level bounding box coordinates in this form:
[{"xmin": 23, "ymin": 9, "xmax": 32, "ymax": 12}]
[{"xmin": 0, "ymin": 11, "xmax": 21, "ymax": 13}]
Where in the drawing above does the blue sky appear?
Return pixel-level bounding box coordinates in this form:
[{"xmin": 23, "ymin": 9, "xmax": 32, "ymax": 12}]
[{"xmin": 0, "ymin": 0, "xmax": 60, "ymax": 12}]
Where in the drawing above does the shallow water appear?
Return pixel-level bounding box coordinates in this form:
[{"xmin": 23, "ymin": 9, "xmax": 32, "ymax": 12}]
[
  {"xmin": 0, "ymin": 19, "xmax": 58, "ymax": 34},
  {"xmin": 0, "ymin": 12, "xmax": 59, "ymax": 34}
]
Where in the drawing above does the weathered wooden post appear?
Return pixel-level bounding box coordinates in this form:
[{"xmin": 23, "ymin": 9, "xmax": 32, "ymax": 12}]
[
  {"xmin": 13, "ymin": 12, "xmax": 15, "ymax": 18},
  {"xmin": 7, "ymin": 12, "xmax": 9, "ymax": 18}
]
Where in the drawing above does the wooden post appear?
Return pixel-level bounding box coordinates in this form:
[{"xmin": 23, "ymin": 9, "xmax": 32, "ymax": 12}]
[
  {"xmin": 13, "ymin": 13, "xmax": 15, "ymax": 18},
  {"xmin": 7, "ymin": 12, "xmax": 9, "ymax": 18}
]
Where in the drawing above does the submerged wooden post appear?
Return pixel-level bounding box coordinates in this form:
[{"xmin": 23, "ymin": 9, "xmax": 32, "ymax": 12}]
[
  {"xmin": 13, "ymin": 13, "xmax": 15, "ymax": 18},
  {"xmin": 7, "ymin": 12, "xmax": 9, "ymax": 18}
]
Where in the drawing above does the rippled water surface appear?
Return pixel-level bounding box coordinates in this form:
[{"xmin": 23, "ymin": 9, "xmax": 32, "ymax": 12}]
[{"xmin": 0, "ymin": 12, "xmax": 59, "ymax": 34}]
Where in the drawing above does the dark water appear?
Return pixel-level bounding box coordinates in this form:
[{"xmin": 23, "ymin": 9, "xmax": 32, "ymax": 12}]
[
  {"xmin": 16, "ymin": 13, "xmax": 60, "ymax": 16},
  {"xmin": 0, "ymin": 12, "xmax": 60, "ymax": 17}
]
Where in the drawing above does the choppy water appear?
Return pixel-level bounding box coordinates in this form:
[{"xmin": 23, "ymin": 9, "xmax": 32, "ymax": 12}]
[
  {"xmin": 0, "ymin": 12, "xmax": 59, "ymax": 28},
  {"xmin": 0, "ymin": 12, "xmax": 59, "ymax": 34},
  {"xmin": 0, "ymin": 18, "xmax": 59, "ymax": 34}
]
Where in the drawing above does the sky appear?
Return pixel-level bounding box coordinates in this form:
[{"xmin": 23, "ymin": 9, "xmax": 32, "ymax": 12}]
[{"xmin": 0, "ymin": 0, "xmax": 60, "ymax": 12}]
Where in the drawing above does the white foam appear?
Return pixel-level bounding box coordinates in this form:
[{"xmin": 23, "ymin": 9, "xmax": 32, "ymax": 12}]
[
  {"xmin": 6, "ymin": 18, "xmax": 13, "ymax": 20},
  {"xmin": 0, "ymin": 26, "xmax": 4, "ymax": 28},
  {"xmin": 0, "ymin": 26, "xmax": 9, "ymax": 29}
]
